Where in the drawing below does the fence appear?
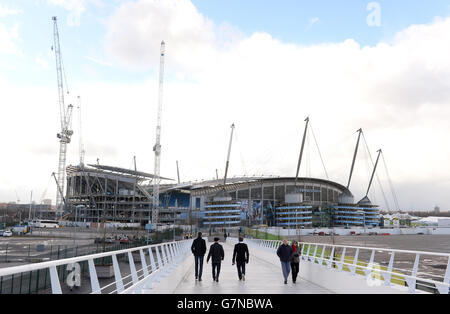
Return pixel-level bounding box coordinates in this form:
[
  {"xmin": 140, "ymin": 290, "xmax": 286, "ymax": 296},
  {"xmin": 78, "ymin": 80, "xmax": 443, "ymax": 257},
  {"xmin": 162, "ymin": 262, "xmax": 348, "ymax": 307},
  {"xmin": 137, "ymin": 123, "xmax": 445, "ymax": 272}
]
[
  {"xmin": 244, "ymin": 238, "xmax": 450, "ymax": 294},
  {"xmin": 0, "ymin": 240, "xmax": 192, "ymax": 294}
]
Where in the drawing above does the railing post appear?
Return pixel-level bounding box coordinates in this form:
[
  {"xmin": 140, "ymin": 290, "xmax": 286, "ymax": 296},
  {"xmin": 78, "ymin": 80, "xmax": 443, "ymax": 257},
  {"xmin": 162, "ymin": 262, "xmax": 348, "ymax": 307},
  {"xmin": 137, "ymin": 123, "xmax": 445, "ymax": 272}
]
[
  {"xmin": 338, "ymin": 248, "xmax": 346, "ymax": 272},
  {"xmin": 173, "ymin": 242, "xmax": 179, "ymax": 256},
  {"xmin": 170, "ymin": 243, "xmax": 177, "ymax": 263},
  {"xmin": 365, "ymin": 250, "xmax": 375, "ymax": 277},
  {"xmin": 112, "ymin": 254, "xmax": 124, "ymax": 293},
  {"xmin": 127, "ymin": 252, "xmax": 139, "ymax": 288},
  {"xmin": 436, "ymin": 257, "xmax": 450, "ymax": 294},
  {"xmin": 148, "ymin": 248, "xmax": 157, "ymax": 273},
  {"xmin": 155, "ymin": 245, "xmax": 163, "ymax": 269},
  {"xmin": 49, "ymin": 266, "xmax": 62, "ymax": 294},
  {"xmin": 405, "ymin": 254, "xmax": 420, "ymax": 293},
  {"xmin": 327, "ymin": 246, "xmax": 335, "ymax": 269},
  {"xmin": 88, "ymin": 259, "xmax": 101, "ymax": 294},
  {"xmin": 139, "ymin": 249, "xmax": 149, "ymax": 277},
  {"xmin": 350, "ymin": 248, "xmax": 359, "ymax": 275},
  {"xmin": 313, "ymin": 245, "xmax": 318, "ymax": 263},
  {"xmin": 160, "ymin": 245, "xmax": 168, "ymax": 266},
  {"xmin": 383, "ymin": 252, "xmax": 395, "ymax": 286},
  {"xmin": 319, "ymin": 245, "xmax": 326, "ymax": 266},
  {"xmin": 143, "ymin": 247, "xmax": 157, "ymax": 290},
  {"xmin": 167, "ymin": 244, "xmax": 173, "ymax": 263},
  {"xmin": 306, "ymin": 244, "xmax": 311, "ymax": 262},
  {"xmin": 166, "ymin": 244, "xmax": 173, "ymax": 264}
]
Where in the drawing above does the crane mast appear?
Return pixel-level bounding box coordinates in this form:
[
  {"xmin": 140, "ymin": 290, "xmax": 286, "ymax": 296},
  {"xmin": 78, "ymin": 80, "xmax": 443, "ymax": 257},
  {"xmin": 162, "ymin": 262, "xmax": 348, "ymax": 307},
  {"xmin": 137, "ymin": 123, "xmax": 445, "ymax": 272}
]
[
  {"xmin": 77, "ymin": 96, "xmax": 85, "ymax": 167},
  {"xmin": 52, "ymin": 16, "xmax": 73, "ymax": 216},
  {"xmin": 152, "ymin": 41, "xmax": 165, "ymax": 225}
]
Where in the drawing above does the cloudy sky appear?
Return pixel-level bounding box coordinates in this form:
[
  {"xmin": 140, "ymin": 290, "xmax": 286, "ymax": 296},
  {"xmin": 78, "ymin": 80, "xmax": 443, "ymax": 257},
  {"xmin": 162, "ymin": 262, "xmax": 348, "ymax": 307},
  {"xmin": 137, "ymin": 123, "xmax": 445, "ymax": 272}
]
[{"xmin": 0, "ymin": 0, "xmax": 449, "ymax": 211}]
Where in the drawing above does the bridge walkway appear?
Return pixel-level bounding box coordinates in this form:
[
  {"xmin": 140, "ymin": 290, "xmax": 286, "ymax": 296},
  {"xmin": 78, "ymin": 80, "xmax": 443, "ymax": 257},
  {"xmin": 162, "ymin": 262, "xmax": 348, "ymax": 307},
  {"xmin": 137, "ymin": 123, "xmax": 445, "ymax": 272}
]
[{"xmin": 172, "ymin": 242, "xmax": 332, "ymax": 294}]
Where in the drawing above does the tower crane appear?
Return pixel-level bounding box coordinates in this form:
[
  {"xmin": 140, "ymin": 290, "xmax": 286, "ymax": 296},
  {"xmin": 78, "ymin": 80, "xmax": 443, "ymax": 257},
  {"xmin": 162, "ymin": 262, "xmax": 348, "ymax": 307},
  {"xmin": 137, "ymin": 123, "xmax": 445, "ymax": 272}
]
[
  {"xmin": 52, "ymin": 16, "xmax": 74, "ymax": 216},
  {"xmin": 14, "ymin": 191, "xmax": 20, "ymax": 204},
  {"xmin": 77, "ymin": 96, "xmax": 85, "ymax": 167},
  {"xmin": 152, "ymin": 41, "xmax": 165, "ymax": 225}
]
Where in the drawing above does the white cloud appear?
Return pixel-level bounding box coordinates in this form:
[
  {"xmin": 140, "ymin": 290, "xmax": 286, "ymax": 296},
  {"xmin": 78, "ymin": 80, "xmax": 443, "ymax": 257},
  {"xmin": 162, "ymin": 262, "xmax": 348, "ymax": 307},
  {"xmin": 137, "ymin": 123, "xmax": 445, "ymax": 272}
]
[
  {"xmin": 0, "ymin": 23, "xmax": 22, "ymax": 55},
  {"xmin": 35, "ymin": 53, "xmax": 50, "ymax": 70},
  {"xmin": 46, "ymin": 0, "xmax": 103, "ymax": 26},
  {"xmin": 308, "ymin": 17, "xmax": 320, "ymax": 28},
  {"xmin": 104, "ymin": 0, "xmax": 235, "ymax": 72},
  {"xmin": 0, "ymin": 4, "xmax": 22, "ymax": 17},
  {"xmin": 85, "ymin": 55, "xmax": 113, "ymax": 67}
]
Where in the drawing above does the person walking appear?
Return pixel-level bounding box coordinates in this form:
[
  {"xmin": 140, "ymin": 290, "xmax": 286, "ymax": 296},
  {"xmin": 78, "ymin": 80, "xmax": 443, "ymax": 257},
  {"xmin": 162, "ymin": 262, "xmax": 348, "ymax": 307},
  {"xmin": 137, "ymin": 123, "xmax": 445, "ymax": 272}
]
[
  {"xmin": 232, "ymin": 236, "xmax": 249, "ymax": 281},
  {"xmin": 191, "ymin": 232, "xmax": 207, "ymax": 281},
  {"xmin": 277, "ymin": 239, "xmax": 293, "ymax": 284},
  {"xmin": 207, "ymin": 237, "xmax": 225, "ymax": 282},
  {"xmin": 290, "ymin": 240, "xmax": 301, "ymax": 284}
]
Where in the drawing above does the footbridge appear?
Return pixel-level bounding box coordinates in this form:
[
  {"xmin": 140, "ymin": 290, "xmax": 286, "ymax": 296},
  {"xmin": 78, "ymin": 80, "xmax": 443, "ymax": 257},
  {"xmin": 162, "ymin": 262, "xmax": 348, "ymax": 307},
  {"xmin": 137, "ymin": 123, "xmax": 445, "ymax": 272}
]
[{"xmin": 0, "ymin": 238, "xmax": 449, "ymax": 294}]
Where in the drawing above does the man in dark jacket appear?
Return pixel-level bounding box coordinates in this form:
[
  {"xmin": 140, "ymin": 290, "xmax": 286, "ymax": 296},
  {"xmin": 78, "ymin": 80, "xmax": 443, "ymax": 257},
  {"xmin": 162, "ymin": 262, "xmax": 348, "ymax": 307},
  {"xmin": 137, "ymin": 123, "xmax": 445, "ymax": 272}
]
[
  {"xmin": 191, "ymin": 232, "xmax": 207, "ymax": 281},
  {"xmin": 276, "ymin": 239, "xmax": 293, "ymax": 284},
  {"xmin": 207, "ymin": 237, "xmax": 225, "ymax": 282},
  {"xmin": 232, "ymin": 237, "xmax": 249, "ymax": 281}
]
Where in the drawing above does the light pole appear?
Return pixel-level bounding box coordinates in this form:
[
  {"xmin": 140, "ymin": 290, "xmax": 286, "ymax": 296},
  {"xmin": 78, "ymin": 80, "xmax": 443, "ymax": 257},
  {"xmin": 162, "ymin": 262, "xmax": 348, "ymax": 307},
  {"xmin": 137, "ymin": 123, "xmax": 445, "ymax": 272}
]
[
  {"xmin": 173, "ymin": 205, "xmax": 176, "ymax": 241},
  {"xmin": 357, "ymin": 210, "xmax": 366, "ymax": 247}
]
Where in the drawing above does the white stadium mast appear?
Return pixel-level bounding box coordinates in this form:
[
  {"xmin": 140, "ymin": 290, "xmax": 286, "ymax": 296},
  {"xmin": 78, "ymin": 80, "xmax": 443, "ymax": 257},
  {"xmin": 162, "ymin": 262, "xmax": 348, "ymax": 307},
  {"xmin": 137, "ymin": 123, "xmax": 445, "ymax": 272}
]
[
  {"xmin": 152, "ymin": 41, "xmax": 165, "ymax": 225},
  {"xmin": 52, "ymin": 16, "xmax": 73, "ymax": 216}
]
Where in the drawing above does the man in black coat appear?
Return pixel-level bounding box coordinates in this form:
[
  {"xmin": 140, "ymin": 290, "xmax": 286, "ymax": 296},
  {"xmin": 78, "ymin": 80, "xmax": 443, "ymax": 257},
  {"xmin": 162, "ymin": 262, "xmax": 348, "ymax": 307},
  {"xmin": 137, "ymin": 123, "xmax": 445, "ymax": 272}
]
[
  {"xmin": 232, "ymin": 237, "xmax": 249, "ymax": 281},
  {"xmin": 207, "ymin": 237, "xmax": 225, "ymax": 282},
  {"xmin": 277, "ymin": 239, "xmax": 293, "ymax": 284},
  {"xmin": 191, "ymin": 232, "xmax": 207, "ymax": 281}
]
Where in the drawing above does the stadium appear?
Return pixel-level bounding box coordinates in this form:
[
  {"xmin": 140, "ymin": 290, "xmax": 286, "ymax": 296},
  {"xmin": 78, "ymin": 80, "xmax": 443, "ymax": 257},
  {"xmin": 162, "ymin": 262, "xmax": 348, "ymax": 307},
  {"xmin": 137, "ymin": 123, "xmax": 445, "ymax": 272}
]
[
  {"xmin": 64, "ymin": 123, "xmax": 382, "ymax": 229},
  {"xmin": 65, "ymin": 165, "xmax": 380, "ymax": 229}
]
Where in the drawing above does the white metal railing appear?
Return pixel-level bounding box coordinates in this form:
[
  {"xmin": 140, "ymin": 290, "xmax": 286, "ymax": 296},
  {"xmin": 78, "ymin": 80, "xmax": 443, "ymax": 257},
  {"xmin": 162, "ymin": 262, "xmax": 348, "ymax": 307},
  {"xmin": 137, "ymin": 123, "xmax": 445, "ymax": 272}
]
[
  {"xmin": 0, "ymin": 239, "xmax": 193, "ymax": 294},
  {"xmin": 244, "ymin": 238, "xmax": 450, "ymax": 294}
]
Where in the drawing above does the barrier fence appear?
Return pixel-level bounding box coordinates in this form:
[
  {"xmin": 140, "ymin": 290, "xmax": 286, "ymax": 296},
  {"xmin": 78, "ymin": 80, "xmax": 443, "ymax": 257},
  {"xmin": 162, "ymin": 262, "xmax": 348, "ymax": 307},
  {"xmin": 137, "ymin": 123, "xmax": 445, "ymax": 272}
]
[
  {"xmin": 242, "ymin": 238, "xmax": 450, "ymax": 294},
  {"xmin": 0, "ymin": 240, "xmax": 193, "ymax": 294}
]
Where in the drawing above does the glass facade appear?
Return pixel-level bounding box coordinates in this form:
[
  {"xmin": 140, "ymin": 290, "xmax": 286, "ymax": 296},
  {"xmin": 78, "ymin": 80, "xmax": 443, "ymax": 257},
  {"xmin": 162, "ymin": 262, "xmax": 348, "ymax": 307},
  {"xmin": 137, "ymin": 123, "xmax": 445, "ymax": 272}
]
[
  {"xmin": 191, "ymin": 178, "xmax": 349, "ymax": 228},
  {"xmin": 203, "ymin": 201, "xmax": 241, "ymax": 226},
  {"xmin": 275, "ymin": 205, "xmax": 313, "ymax": 227},
  {"xmin": 332, "ymin": 205, "xmax": 380, "ymax": 227}
]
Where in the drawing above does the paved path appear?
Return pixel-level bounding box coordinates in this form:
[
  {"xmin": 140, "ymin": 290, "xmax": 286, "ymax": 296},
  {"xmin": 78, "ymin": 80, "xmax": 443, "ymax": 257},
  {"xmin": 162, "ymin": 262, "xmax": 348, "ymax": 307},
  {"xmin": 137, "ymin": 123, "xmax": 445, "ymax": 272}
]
[{"xmin": 173, "ymin": 242, "xmax": 332, "ymax": 294}]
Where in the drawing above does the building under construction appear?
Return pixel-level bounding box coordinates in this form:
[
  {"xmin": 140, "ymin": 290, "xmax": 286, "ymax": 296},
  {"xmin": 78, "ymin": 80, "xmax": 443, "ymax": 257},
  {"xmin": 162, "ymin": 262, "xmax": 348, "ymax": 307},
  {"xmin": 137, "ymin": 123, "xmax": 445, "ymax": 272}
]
[{"xmin": 64, "ymin": 164, "xmax": 187, "ymax": 225}]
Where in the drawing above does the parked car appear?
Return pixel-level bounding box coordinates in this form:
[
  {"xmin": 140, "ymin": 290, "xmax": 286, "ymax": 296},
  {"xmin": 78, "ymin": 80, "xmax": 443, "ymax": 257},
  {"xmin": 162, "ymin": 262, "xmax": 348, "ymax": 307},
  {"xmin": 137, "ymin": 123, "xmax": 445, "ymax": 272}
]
[
  {"xmin": 105, "ymin": 236, "xmax": 114, "ymax": 243},
  {"xmin": 0, "ymin": 229, "xmax": 4, "ymax": 236},
  {"xmin": 119, "ymin": 236, "xmax": 130, "ymax": 244},
  {"xmin": 3, "ymin": 230, "xmax": 12, "ymax": 237}
]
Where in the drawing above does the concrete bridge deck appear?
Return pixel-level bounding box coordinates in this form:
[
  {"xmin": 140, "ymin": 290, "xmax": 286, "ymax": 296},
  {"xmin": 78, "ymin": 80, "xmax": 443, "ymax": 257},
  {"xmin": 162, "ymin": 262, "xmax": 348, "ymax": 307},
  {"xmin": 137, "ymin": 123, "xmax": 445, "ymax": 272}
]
[{"xmin": 158, "ymin": 242, "xmax": 332, "ymax": 294}]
